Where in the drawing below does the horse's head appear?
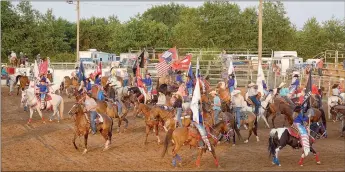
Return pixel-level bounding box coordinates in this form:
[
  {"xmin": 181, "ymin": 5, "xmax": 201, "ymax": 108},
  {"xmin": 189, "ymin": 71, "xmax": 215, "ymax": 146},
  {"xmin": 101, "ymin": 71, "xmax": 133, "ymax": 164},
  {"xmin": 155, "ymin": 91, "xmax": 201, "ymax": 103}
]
[{"xmin": 68, "ymin": 103, "xmax": 84, "ymax": 117}]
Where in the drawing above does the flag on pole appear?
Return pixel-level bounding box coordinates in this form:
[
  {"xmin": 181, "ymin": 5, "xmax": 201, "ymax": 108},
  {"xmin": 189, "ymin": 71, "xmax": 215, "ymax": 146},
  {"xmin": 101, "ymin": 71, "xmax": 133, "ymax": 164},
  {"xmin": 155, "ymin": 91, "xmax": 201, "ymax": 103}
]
[
  {"xmin": 155, "ymin": 61, "xmax": 171, "ymax": 77},
  {"xmin": 256, "ymin": 61, "xmax": 265, "ymax": 95},
  {"xmin": 159, "ymin": 46, "xmax": 177, "ymax": 64},
  {"xmin": 94, "ymin": 61, "xmax": 102, "ymax": 76},
  {"xmin": 136, "ymin": 63, "xmax": 144, "ymax": 87},
  {"xmin": 188, "ymin": 62, "xmax": 194, "ymax": 80},
  {"xmin": 33, "ymin": 60, "xmax": 39, "ymax": 79},
  {"xmin": 227, "ymin": 57, "xmax": 237, "ymax": 88},
  {"xmin": 138, "ymin": 51, "xmax": 145, "ymax": 68},
  {"xmin": 171, "ymin": 54, "xmax": 192, "ymax": 70},
  {"xmin": 191, "ymin": 78, "xmax": 201, "ymax": 124},
  {"xmin": 302, "ymin": 68, "xmax": 312, "ymax": 110},
  {"xmin": 39, "ymin": 59, "xmax": 48, "ymax": 75},
  {"xmin": 77, "ymin": 61, "xmax": 86, "ymax": 82}
]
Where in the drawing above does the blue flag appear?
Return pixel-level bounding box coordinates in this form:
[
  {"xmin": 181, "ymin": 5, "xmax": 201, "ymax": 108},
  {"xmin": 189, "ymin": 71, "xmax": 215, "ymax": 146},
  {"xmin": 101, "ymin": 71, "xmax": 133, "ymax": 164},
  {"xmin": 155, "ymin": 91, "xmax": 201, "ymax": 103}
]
[
  {"xmin": 188, "ymin": 62, "xmax": 194, "ymax": 80},
  {"xmin": 77, "ymin": 61, "xmax": 86, "ymax": 83}
]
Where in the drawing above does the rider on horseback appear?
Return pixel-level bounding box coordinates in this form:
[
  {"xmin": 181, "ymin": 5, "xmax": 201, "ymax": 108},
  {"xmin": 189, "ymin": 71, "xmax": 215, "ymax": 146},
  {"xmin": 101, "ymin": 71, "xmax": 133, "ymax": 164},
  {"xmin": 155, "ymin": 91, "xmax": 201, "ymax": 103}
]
[
  {"xmin": 290, "ymin": 74, "xmax": 300, "ymax": 95},
  {"xmin": 247, "ymin": 83, "xmax": 261, "ymax": 115},
  {"xmin": 84, "ymin": 92, "xmax": 98, "ymax": 135},
  {"xmin": 278, "ymin": 82, "xmax": 295, "ymax": 107},
  {"xmin": 172, "ymin": 93, "xmax": 183, "ymax": 128},
  {"xmin": 210, "ymin": 90, "xmax": 221, "ymax": 125},
  {"xmin": 228, "ymin": 74, "xmax": 235, "ymax": 93},
  {"xmin": 142, "ymin": 73, "xmax": 153, "ymax": 97},
  {"xmin": 37, "ymin": 78, "xmax": 48, "ymax": 110},
  {"xmin": 332, "ymin": 84, "xmax": 343, "ymax": 103},
  {"xmin": 293, "ymin": 105, "xmax": 311, "ymax": 158}
]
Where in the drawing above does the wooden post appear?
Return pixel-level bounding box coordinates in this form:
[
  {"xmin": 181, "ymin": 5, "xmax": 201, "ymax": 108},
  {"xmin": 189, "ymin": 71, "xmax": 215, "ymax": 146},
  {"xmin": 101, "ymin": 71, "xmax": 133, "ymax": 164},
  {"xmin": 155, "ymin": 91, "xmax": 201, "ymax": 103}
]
[{"xmin": 76, "ymin": 0, "xmax": 80, "ymax": 62}]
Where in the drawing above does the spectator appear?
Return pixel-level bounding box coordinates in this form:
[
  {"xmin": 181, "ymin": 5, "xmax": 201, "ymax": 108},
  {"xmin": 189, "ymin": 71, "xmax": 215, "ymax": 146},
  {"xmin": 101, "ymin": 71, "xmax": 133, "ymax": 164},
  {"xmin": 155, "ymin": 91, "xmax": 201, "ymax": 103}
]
[{"xmin": 316, "ymin": 58, "xmax": 324, "ymax": 76}]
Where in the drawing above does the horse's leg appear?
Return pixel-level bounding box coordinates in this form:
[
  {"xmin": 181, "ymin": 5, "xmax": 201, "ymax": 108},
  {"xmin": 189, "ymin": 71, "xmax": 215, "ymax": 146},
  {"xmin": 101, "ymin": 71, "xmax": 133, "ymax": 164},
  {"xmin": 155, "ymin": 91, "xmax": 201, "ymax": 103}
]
[
  {"xmin": 244, "ymin": 123, "xmax": 253, "ymax": 143},
  {"xmin": 144, "ymin": 125, "xmax": 150, "ymax": 145},
  {"xmin": 72, "ymin": 133, "xmax": 78, "ymax": 150},
  {"xmin": 101, "ymin": 129, "xmax": 110, "ymax": 151},
  {"xmin": 260, "ymin": 110, "xmax": 270, "ymax": 128},
  {"xmin": 82, "ymin": 134, "xmax": 88, "ymax": 154},
  {"xmin": 117, "ymin": 117, "xmax": 121, "ymax": 133},
  {"xmin": 17, "ymin": 85, "xmax": 20, "ymax": 95},
  {"xmin": 210, "ymin": 146, "xmax": 220, "ymax": 168},
  {"xmin": 310, "ymin": 146, "xmax": 321, "ymax": 164},
  {"xmin": 272, "ymin": 114, "xmax": 277, "ymax": 128},
  {"xmin": 28, "ymin": 108, "xmax": 34, "ymax": 124},
  {"xmin": 172, "ymin": 143, "xmax": 182, "ymax": 167},
  {"xmin": 195, "ymin": 148, "xmax": 204, "ymax": 168},
  {"xmin": 155, "ymin": 124, "xmax": 161, "ymax": 144}
]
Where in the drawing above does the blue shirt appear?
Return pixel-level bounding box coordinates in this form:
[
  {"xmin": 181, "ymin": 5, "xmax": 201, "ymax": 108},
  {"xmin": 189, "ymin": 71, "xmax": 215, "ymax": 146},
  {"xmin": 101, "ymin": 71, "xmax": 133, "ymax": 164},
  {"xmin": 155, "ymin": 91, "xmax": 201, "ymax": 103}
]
[
  {"xmin": 1, "ymin": 68, "xmax": 7, "ymax": 75},
  {"xmin": 293, "ymin": 112, "xmax": 309, "ymax": 124},
  {"xmin": 280, "ymin": 88, "xmax": 289, "ymax": 96},
  {"xmin": 142, "ymin": 78, "xmax": 152, "ymax": 86},
  {"xmin": 213, "ymin": 96, "xmax": 221, "ymax": 111},
  {"xmin": 36, "ymin": 84, "xmax": 48, "ymax": 93},
  {"xmin": 228, "ymin": 79, "xmax": 235, "ymax": 87},
  {"xmin": 186, "ymin": 80, "xmax": 193, "ymax": 88},
  {"xmin": 176, "ymin": 75, "xmax": 183, "ymax": 83},
  {"xmin": 291, "ymin": 79, "xmax": 300, "ymax": 86},
  {"xmin": 95, "ymin": 77, "xmax": 101, "ymax": 85}
]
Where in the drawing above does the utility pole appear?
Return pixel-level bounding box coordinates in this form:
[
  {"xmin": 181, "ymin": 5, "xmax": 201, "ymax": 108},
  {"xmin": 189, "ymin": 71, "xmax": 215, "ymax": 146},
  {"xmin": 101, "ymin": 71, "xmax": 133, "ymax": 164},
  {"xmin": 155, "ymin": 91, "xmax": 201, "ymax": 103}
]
[
  {"xmin": 76, "ymin": 0, "xmax": 80, "ymax": 62},
  {"xmin": 258, "ymin": 0, "xmax": 263, "ymax": 63}
]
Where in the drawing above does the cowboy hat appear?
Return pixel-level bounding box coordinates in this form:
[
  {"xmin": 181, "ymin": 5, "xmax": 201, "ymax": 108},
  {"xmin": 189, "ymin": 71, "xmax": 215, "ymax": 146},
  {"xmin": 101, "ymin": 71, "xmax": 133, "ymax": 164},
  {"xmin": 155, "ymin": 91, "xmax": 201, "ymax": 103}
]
[
  {"xmin": 294, "ymin": 106, "xmax": 302, "ymax": 112},
  {"xmin": 209, "ymin": 90, "xmax": 217, "ymax": 95},
  {"xmin": 340, "ymin": 78, "xmax": 344, "ymax": 81},
  {"xmin": 231, "ymin": 90, "xmax": 241, "ymax": 96},
  {"xmin": 1, "ymin": 65, "xmax": 5, "ymax": 67},
  {"xmin": 146, "ymin": 73, "xmax": 151, "ymax": 76},
  {"xmin": 248, "ymin": 82, "xmax": 256, "ymax": 87},
  {"xmin": 20, "ymin": 64, "xmax": 24, "ymax": 67},
  {"xmin": 293, "ymin": 74, "xmax": 299, "ymax": 77},
  {"xmin": 40, "ymin": 78, "xmax": 46, "ymax": 82},
  {"xmin": 278, "ymin": 82, "xmax": 286, "ymax": 88}
]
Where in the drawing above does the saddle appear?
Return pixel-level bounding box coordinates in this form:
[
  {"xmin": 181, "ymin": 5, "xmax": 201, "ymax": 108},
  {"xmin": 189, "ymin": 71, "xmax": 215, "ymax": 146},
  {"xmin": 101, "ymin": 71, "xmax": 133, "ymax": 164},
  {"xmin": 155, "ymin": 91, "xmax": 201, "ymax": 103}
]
[
  {"xmin": 287, "ymin": 127, "xmax": 300, "ymax": 139},
  {"xmin": 157, "ymin": 105, "xmax": 173, "ymax": 111},
  {"xmin": 85, "ymin": 113, "xmax": 104, "ymax": 124},
  {"xmin": 36, "ymin": 94, "xmax": 52, "ymax": 101}
]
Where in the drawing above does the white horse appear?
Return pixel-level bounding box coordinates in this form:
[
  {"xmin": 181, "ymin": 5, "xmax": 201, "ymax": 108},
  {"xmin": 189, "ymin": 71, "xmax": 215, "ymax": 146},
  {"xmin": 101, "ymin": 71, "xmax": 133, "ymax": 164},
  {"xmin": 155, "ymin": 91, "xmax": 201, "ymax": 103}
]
[{"xmin": 21, "ymin": 89, "xmax": 64, "ymax": 123}]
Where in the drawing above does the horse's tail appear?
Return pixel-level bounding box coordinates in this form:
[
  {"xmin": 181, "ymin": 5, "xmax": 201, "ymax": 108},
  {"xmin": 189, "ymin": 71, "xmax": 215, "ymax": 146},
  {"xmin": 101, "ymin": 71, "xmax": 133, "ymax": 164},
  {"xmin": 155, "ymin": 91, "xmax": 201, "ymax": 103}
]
[
  {"xmin": 268, "ymin": 134, "xmax": 276, "ymax": 158},
  {"xmin": 268, "ymin": 128, "xmax": 279, "ymax": 157},
  {"xmin": 162, "ymin": 128, "xmax": 174, "ymax": 158},
  {"xmin": 59, "ymin": 97, "xmax": 64, "ymax": 119},
  {"xmin": 15, "ymin": 75, "xmax": 21, "ymax": 86}
]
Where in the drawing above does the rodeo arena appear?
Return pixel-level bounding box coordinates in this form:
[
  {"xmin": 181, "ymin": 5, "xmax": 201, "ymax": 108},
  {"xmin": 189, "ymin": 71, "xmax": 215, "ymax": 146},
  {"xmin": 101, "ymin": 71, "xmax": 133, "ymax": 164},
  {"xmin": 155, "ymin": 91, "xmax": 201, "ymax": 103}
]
[{"xmin": 1, "ymin": 48, "xmax": 345, "ymax": 171}]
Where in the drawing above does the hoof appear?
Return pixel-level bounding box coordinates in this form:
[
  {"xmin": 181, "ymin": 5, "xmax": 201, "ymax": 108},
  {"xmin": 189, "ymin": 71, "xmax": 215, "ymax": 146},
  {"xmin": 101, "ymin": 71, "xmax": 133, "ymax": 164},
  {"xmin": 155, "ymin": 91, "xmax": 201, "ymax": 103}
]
[
  {"xmin": 178, "ymin": 163, "xmax": 182, "ymax": 167},
  {"xmin": 316, "ymin": 161, "xmax": 321, "ymax": 165},
  {"xmin": 232, "ymin": 144, "xmax": 236, "ymax": 147},
  {"xmin": 244, "ymin": 140, "xmax": 248, "ymax": 144},
  {"xmin": 82, "ymin": 149, "xmax": 88, "ymax": 154},
  {"xmin": 103, "ymin": 147, "xmax": 109, "ymax": 151}
]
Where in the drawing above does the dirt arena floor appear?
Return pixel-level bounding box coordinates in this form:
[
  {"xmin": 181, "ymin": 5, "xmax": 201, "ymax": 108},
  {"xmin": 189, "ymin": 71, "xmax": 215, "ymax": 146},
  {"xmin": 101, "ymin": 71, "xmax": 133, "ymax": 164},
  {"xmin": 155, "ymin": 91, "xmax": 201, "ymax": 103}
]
[{"xmin": 1, "ymin": 86, "xmax": 344, "ymax": 171}]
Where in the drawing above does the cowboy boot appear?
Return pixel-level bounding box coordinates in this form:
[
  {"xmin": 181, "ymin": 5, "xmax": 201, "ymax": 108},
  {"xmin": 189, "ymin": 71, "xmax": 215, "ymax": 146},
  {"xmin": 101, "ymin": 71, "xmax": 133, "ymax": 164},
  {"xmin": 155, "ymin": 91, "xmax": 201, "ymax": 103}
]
[{"xmin": 27, "ymin": 118, "xmax": 32, "ymax": 124}]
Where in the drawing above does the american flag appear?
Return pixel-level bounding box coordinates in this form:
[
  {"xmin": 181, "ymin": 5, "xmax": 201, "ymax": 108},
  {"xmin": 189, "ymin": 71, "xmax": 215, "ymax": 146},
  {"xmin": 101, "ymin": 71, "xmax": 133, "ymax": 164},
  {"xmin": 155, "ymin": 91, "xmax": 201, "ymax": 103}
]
[{"xmin": 155, "ymin": 61, "xmax": 171, "ymax": 77}]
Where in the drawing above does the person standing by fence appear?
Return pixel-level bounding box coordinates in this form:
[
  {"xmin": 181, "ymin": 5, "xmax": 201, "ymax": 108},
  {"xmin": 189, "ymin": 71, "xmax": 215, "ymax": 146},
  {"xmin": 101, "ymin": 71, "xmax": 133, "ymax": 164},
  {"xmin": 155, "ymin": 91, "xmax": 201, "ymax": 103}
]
[{"xmin": 316, "ymin": 58, "xmax": 324, "ymax": 76}]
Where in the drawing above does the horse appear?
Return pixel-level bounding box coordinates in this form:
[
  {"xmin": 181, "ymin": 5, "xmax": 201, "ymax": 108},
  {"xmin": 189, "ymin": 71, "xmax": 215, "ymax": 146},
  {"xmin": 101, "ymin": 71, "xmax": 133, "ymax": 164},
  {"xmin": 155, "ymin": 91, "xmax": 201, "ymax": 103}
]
[
  {"xmin": 328, "ymin": 95, "xmax": 343, "ymax": 121},
  {"xmin": 268, "ymin": 127, "xmax": 321, "ymax": 166},
  {"xmin": 134, "ymin": 103, "xmax": 161, "ymax": 144},
  {"xmin": 101, "ymin": 99, "xmax": 129, "ymax": 133},
  {"xmin": 330, "ymin": 105, "xmax": 345, "ymax": 137},
  {"xmin": 68, "ymin": 103, "xmax": 113, "ymax": 154},
  {"xmin": 21, "ymin": 89, "xmax": 64, "ymax": 123},
  {"xmin": 15, "ymin": 75, "xmax": 30, "ymax": 95},
  {"xmin": 60, "ymin": 76, "xmax": 79, "ymax": 97},
  {"xmin": 230, "ymin": 109, "xmax": 258, "ymax": 143},
  {"xmin": 161, "ymin": 122, "xmax": 225, "ymax": 168},
  {"xmin": 91, "ymin": 84, "xmax": 107, "ymax": 101},
  {"xmin": 266, "ymin": 97, "xmax": 294, "ymax": 128}
]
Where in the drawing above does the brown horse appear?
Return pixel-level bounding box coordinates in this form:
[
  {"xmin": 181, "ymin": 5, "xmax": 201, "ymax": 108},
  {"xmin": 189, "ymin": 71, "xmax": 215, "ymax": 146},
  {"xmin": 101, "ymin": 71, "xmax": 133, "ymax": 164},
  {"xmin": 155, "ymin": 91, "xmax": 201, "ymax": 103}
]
[
  {"xmin": 60, "ymin": 76, "xmax": 79, "ymax": 97},
  {"xmin": 98, "ymin": 99, "xmax": 129, "ymax": 133},
  {"xmin": 266, "ymin": 97, "xmax": 294, "ymax": 128},
  {"xmin": 161, "ymin": 122, "xmax": 225, "ymax": 168},
  {"xmin": 68, "ymin": 103, "xmax": 113, "ymax": 154},
  {"xmin": 330, "ymin": 105, "xmax": 345, "ymax": 137},
  {"xmin": 15, "ymin": 75, "xmax": 30, "ymax": 95},
  {"xmin": 10, "ymin": 57, "xmax": 19, "ymax": 67},
  {"xmin": 134, "ymin": 103, "xmax": 161, "ymax": 144}
]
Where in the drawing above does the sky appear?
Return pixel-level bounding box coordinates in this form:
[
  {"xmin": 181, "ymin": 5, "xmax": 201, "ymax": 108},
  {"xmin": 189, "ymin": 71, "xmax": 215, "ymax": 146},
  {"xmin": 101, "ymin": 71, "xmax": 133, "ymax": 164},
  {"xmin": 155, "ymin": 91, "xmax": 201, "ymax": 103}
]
[{"xmin": 12, "ymin": 1, "xmax": 345, "ymax": 30}]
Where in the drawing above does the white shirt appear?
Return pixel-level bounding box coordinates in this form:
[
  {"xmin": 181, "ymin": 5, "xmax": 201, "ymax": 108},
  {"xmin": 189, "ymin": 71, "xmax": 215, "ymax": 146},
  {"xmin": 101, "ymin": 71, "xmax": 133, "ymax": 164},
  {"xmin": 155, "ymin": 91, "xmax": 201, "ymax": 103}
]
[
  {"xmin": 332, "ymin": 88, "xmax": 340, "ymax": 96},
  {"xmin": 247, "ymin": 87, "xmax": 258, "ymax": 97},
  {"xmin": 232, "ymin": 94, "xmax": 246, "ymax": 108}
]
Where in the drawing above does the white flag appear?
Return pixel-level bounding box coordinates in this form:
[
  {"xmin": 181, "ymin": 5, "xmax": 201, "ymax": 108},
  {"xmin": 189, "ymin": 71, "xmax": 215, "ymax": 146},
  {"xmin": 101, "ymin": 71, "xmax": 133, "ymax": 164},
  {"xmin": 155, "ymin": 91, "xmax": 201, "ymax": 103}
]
[
  {"xmin": 228, "ymin": 58, "xmax": 237, "ymax": 88},
  {"xmin": 191, "ymin": 78, "xmax": 201, "ymax": 124},
  {"xmin": 256, "ymin": 61, "xmax": 265, "ymax": 95},
  {"xmin": 34, "ymin": 60, "xmax": 39, "ymax": 79}
]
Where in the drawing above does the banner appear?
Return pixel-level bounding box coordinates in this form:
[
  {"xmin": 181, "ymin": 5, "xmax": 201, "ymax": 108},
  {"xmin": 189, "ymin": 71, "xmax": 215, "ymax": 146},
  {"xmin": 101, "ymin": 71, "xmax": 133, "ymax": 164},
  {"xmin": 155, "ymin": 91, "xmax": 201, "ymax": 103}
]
[{"xmin": 171, "ymin": 54, "xmax": 192, "ymax": 70}]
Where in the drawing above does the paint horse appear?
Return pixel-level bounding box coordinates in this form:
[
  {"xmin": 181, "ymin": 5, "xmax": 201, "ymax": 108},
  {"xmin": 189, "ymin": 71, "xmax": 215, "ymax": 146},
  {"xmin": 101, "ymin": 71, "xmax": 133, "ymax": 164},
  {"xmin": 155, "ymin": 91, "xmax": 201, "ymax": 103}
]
[{"xmin": 268, "ymin": 127, "xmax": 321, "ymax": 166}]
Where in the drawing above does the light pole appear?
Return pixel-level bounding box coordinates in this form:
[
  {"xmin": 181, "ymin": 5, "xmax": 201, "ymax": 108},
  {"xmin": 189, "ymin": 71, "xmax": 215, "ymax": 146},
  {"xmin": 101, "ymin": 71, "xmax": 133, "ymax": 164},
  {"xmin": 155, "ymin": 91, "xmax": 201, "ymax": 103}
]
[
  {"xmin": 67, "ymin": 0, "xmax": 80, "ymax": 62},
  {"xmin": 258, "ymin": 0, "xmax": 263, "ymax": 63}
]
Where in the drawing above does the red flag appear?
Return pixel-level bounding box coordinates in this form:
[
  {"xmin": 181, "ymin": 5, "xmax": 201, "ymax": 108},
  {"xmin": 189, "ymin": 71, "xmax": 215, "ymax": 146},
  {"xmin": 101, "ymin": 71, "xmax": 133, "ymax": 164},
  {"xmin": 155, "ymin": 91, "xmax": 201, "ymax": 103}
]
[
  {"xmin": 93, "ymin": 61, "xmax": 102, "ymax": 76},
  {"xmin": 158, "ymin": 46, "xmax": 177, "ymax": 64},
  {"xmin": 39, "ymin": 60, "xmax": 48, "ymax": 75},
  {"xmin": 136, "ymin": 63, "xmax": 144, "ymax": 87},
  {"xmin": 171, "ymin": 54, "xmax": 192, "ymax": 70}
]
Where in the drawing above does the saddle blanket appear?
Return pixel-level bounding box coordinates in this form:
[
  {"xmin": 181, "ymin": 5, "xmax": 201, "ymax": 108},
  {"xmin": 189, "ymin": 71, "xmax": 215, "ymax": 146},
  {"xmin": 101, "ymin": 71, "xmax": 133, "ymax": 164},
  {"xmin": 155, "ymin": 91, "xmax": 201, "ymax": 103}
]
[
  {"xmin": 96, "ymin": 113, "xmax": 104, "ymax": 123},
  {"xmin": 158, "ymin": 105, "xmax": 174, "ymax": 111},
  {"xmin": 36, "ymin": 94, "xmax": 52, "ymax": 101}
]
